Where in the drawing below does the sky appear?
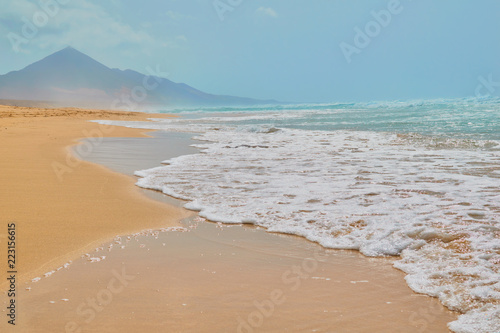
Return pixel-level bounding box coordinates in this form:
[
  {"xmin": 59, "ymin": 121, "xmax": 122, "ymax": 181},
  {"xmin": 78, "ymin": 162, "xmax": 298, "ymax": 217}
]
[{"xmin": 0, "ymin": 0, "xmax": 499, "ymax": 103}]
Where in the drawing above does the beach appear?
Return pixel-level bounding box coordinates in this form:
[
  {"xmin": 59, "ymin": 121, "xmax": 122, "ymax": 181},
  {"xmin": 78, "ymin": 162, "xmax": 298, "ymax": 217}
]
[
  {"xmin": 99, "ymin": 102, "xmax": 499, "ymax": 332},
  {"xmin": 0, "ymin": 105, "xmax": 189, "ymax": 291},
  {"xmin": 0, "ymin": 105, "xmax": 458, "ymax": 332}
]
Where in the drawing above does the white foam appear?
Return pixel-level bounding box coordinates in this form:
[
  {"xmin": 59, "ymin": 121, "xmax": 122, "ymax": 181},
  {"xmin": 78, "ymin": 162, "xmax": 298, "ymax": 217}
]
[
  {"xmin": 44, "ymin": 271, "xmax": 55, "ymax": 278},
  {"xmin": 88, "ymin": 256, "xmax": 105, "ymax": 263},
  {"xmin": 96, "ymin": 113, "xmax": 500, "ymax": 332}
]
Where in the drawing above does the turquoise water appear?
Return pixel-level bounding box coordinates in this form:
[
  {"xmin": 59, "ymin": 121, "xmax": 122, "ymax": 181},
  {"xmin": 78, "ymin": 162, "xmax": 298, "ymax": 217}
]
[
  {"xmin": 100, "ymin": 97, "xmax": 500, "ymax": 332},
  {"xmin": 164, "ymin": 97, "xmax": 500, "ymax": 141}
]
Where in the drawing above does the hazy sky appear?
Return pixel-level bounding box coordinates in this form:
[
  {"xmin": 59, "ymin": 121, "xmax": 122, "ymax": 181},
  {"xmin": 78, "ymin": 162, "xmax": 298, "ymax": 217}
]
[{"xmin": 1, "ymin": 0, "xmax": 499, "ymax": 103}]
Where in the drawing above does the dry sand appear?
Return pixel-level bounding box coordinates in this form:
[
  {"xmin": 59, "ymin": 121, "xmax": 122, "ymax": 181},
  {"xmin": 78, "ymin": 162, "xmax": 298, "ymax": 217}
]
[
  {"xmin": 0, "ymin": 105, "xmax": 458, "ymax": 332},
  {"xmin": 0, "ymin": 105, "xmax": 189, "ymax": 290}
]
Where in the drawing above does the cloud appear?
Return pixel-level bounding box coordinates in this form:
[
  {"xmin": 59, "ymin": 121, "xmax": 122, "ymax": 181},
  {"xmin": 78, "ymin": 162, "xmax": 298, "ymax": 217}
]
[
  {"xmin": 0, "ymin": 0, "xmax": 39, "ymax": 19},
  {"xmin": 256, "ymin": 7, "xmax": 278, "ymax": 18},
  {"xmin": 1, "ymin": 0, "xmax": 180, "ymax": 54}
]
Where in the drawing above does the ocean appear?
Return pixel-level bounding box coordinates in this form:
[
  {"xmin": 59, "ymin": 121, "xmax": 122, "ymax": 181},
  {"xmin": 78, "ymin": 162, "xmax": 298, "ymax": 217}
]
[{"xmin": 96, "ymin": 98, "xmax": 500, "ymax": 333}]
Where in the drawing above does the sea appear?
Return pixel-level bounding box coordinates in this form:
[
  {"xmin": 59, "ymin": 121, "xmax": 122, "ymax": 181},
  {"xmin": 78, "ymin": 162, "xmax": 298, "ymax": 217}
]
[{"xmin": 96, "ymin": 97, "xmax": 500, "ymax": 333}]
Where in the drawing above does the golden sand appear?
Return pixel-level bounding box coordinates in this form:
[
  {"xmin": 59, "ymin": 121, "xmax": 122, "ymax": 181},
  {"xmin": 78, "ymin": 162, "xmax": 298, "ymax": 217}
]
[
  {"xmin": 0, "ymin": 105, "xmax": 457, "ymax": 332},
  {"xmin": 0, "ymin": 105, "xmax": 189, "ymax": 290}
]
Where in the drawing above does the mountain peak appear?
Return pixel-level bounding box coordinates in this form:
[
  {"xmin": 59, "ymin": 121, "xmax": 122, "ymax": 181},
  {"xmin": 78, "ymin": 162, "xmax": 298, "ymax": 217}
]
[
  {"xmin": 22, "ymin": 46, "xmax": 109, "ymax": 74},
  {"xmin": 47, "ymin": 46, "xmax": 93, "ymax": 61},
  {"xmin": 58, "ymin": 46, "xmax": 77, "ymax": 53},
  {"xmin": 0, "ymin": 47, "xmax": 277, "ymax": 109},
  {"xmin": 58, "ymin": 46, "xmax": 83, "ymax": 54}
]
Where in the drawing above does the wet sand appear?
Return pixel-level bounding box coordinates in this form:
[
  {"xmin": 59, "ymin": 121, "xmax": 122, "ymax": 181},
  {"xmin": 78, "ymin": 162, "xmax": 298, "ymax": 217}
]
[
  {"xmin": 0, "ymin": 105, "xmax": 189, "ymax": 292},
  {"xmin": 1, "ymin": 108, "xmax": 458, "ymax": 332},
  {"xmin": 15, "ymin": 219, "xmax": 457, "ymax": 332}
]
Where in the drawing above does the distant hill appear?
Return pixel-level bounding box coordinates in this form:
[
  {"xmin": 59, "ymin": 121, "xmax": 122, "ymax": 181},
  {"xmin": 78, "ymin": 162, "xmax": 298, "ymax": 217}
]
[{"xmin": 0, "ymin": 47, "xmax": 278, "ymax": 110}]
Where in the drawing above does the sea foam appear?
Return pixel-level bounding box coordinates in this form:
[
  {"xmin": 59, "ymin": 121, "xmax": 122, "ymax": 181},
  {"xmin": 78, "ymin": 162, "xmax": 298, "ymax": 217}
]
[{"xmin": 96, "ymin": 102, "xmax": 500, "ymax": 332}]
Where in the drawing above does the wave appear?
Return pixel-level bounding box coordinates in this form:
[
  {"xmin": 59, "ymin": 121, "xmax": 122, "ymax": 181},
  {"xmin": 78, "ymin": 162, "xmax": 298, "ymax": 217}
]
[
  {"xmin": 95, "ymin": 99, "xmax": 500, "ymax": 332},
  {"xmin": 158, "ymin": 96, "xmax": 500, "ymax": 114},
  {"xmin": 132, "ymin": 126, "xmax": 500, "ymax": 332}
]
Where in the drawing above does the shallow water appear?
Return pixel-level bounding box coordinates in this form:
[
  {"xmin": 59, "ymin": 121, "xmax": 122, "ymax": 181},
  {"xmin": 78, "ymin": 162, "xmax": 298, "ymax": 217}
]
[{"xmin": 95, "ymin": 98, "xmax": 500, "ymax": 332}]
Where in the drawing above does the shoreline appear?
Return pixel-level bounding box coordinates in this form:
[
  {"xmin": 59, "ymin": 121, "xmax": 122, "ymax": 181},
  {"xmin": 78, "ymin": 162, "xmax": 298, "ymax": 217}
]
[
  {"xmin": 0, "ymin": 105, "xmax": 458, "ymax": 332},
  {"xmin": 10, "ymin": 215, "xmax": 459, "ymax": 333},
  {"xmin": 0, "ymin": 105, "xmax": 190, "ymax": 290},
  {"xmin": 79, "ymin": 127, "xmax": 458, "ymax": 332}
]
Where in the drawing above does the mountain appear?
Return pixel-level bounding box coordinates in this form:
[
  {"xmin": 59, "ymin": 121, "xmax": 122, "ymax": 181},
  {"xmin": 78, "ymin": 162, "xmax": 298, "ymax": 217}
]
[{"xmin": 0, "ymin": 47, "xmax": 278, "ymax": 109}]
